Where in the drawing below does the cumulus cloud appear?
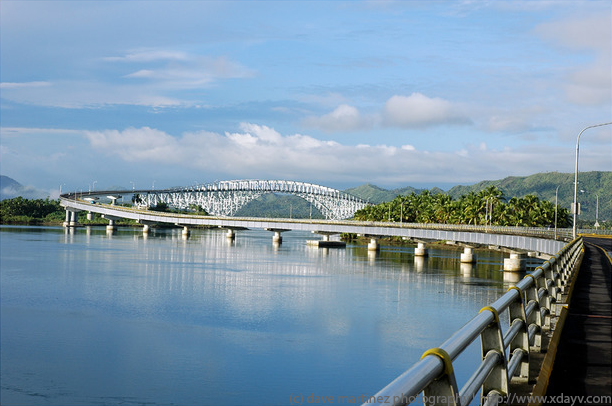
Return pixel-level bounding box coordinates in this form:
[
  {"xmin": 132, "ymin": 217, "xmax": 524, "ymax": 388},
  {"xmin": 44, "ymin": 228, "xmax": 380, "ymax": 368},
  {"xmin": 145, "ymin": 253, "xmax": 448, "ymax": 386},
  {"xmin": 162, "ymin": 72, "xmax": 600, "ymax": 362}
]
[
  {"xmin": 382, "ymin": 93, "xmax": 471, "ymax": 128},
  {"xmin": 82, "ymin": 123, "xmax": 603, "ymax": 185},
  {"xmin": 302, "ymin": 104, "xmax": 374, "ymax": 132},
  {"xmin": 303, "ymin": 93, "xmax": 471, "ymax": 133}
]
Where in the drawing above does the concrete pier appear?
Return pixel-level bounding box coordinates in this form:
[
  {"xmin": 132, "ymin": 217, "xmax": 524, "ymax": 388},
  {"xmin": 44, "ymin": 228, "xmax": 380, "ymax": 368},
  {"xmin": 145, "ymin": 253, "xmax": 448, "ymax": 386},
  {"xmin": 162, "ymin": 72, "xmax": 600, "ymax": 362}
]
[
  {"xmin": 503, "ymin": 252, "xmax": 526, "ymax": 271},
  {"xmin": 307, "ymin": 231, "xmax": 346, "ymax": 248},
  {"xmin": 273, "ymin": 231, "xmax": 282, "ymax": 243},
  {"xmin": 106, "ymin": 219, "xmax": 115, "ymax": 232},
  {"xmin": 226, "ymin": 229, "xmax": 235, "ymax": 239},
  {"xmin": 368, "ymin": 238, "xmax": 379, "ymax": 251},
  {"xmin": 182, "ymin": 226, "xmax": 190, "ymax": 236},
  {"xmin": 414, "ymin": 242, "xmax": 427, "ymax": 256},
  {"xmin": 460, "ymin": 247, "xmax": 476, "ymax": 263}
]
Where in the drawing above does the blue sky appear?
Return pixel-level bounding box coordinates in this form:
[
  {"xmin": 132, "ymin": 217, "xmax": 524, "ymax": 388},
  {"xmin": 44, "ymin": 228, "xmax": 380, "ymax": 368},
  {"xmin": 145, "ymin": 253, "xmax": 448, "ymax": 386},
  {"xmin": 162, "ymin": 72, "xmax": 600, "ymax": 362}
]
[{"xmin": 1, "ymin": 0, "xmax": 611, "ymax": 196}]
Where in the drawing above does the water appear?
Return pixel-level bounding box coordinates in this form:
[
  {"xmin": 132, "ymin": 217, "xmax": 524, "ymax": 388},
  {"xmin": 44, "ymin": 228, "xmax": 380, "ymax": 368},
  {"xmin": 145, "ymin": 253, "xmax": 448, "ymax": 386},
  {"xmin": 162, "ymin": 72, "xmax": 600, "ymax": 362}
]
[{"xmin": 1, "ymin": 226, "xmax": 538, "ymax": 406}]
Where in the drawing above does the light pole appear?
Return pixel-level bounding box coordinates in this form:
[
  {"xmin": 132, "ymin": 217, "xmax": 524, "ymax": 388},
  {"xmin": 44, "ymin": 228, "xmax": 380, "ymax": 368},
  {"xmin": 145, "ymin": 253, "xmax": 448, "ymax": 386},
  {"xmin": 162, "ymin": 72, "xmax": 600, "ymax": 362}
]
[
  {"xmin": 573, "ymin": 122, "xmax": 612, "ymax": 239},
  {"xmin": 555, "ymin": 185, "xmax": 560, "ymax": 240},
  {"xmin": 595, "ymin": 194, "xmax": 599, "ymax": 230},
  {"xmin": 93, "ymin": 180, "xmax": 97, "ymax": 192}
]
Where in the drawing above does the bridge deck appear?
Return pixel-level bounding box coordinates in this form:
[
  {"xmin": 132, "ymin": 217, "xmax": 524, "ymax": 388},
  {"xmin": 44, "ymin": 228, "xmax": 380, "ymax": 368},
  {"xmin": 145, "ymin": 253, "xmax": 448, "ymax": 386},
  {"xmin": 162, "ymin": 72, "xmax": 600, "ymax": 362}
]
[{"xmin": 544, "ymin": 237, "xmax": 612, "ymax": 403}]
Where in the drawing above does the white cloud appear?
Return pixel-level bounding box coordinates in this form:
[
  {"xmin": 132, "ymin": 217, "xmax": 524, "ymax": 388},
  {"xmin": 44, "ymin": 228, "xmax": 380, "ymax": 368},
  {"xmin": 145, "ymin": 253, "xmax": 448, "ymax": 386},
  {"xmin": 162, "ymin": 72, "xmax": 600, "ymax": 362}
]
[
  {"xmin": 0, "ymin": 81, "xmax": 51, "ymax": 89},
  {"xmin": 382, "ymin": 93, "xmax": 471, "ymax": 128},
  {"xmin": 82, "ymin": 123, "xmax": 609, "ymax": 186},
  {"xmin": 103, "ymin": 49, "xmax": 190, "ymax": 63},
  {"xmin": 303, "ymin": 104, "xmax": 374, "ymax": 132},
  {"xmin": 121, "ymin": 54, "xmax": 255, "ymax": 88},
  {"xmin": 303, "ymin": 94, "xmax": 472, "ymax": 133},
  {"xmin": 535, "ymin": 13, "xmax": 612, "ymax": 106},
  {"xmin": 1, "ymin": 51, "xmax": 254, "ymax": 108}
]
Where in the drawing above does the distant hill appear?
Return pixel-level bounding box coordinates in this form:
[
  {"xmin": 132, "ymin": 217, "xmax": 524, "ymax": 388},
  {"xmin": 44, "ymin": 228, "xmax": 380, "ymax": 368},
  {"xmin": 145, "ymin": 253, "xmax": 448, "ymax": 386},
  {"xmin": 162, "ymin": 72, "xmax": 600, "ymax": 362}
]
[
  {"xmin": 1, "ymin": 175, "xmax": 52, "ymax": 200},
  {"xmin": 345, "ymin": 171, "xmax": 610, "ymax": 223}
]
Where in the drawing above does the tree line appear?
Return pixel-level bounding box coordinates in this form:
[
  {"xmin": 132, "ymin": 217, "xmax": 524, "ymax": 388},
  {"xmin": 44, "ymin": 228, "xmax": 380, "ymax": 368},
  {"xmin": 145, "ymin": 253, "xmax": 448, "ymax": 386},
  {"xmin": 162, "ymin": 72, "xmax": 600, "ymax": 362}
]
[
  {"xmin": 1, "ymin": 187, "xmax": 572, "ymax": 228},
  {"xmin": 354, "ymin": 186, "xmax": 571, "ymax": 228},
  {"xmin": 0, "ymin": 197, "xmax": 65, "ymax": 224}
]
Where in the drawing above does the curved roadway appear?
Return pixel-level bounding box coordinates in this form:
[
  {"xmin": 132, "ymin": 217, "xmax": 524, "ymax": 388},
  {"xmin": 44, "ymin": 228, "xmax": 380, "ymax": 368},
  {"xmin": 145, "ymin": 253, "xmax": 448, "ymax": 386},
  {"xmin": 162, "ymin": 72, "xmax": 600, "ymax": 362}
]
[{"xmin": 60, "ymin": 192, "xmax": 573, "ymax": 256}]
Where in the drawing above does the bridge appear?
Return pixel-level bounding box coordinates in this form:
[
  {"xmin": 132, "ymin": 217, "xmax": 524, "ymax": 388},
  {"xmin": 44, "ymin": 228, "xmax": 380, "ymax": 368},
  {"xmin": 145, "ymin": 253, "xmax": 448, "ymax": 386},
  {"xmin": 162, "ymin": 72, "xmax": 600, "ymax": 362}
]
[
  {"xmin": 60, "ymin": 179, "xmax": 578, "ymax": 264},
  {"xmin": 58, "ymin": 179, "xmax": 611, "ymax": 405},
  {"xmin": 132, "ymin": 179, "xmax": 368, "ymax": 220}
]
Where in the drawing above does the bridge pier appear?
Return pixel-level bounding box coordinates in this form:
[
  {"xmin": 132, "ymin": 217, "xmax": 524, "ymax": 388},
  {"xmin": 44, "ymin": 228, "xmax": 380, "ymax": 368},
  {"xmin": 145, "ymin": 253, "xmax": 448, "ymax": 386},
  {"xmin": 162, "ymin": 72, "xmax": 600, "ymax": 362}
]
[
  {"xmin": 226, "ymin": 229, "xmax": 235, "ymax": 239},
  {"xmin": 460, "ymin": 247, "xmax": 476, "ymax": 263},
  {"xmin": 87, "ymin": 211, "xmax": 93, "ymax": 221},
  {"xmin": 273, "ymin": 231, "xmax": 282, "ymax": 243},
  {"xmin": 307, "ymin": 231, "xmax": 346, "ymax": 248},
  {"xmin": 181, "ymin": 226, "xmax": 190, "ymax": 237},
  {"xmin": 107, "ymin": 195, "xmax": 121, "ymax": 205},
  {"xmin": 106, "ymin": 219, "xmax": 115, "ymax": 232},
  {"xmin": 64, "ymin": 209, "xmax": 80, "ymax": 227},
  {"xmin": 414, "ymin": 242, "xmax": 428, "ymax": 256},
  {"xmin": 504, "ymin": 252, "xmax": 526, "ymax": 271},
  {"xmin": 368, "ymin": 238, "xmax": 379, "ymax": 251}
]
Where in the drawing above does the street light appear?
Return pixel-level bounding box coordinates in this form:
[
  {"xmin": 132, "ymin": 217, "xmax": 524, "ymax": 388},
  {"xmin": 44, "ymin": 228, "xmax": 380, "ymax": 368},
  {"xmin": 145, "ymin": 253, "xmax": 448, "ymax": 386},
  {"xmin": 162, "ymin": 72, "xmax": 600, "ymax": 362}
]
[
  {"xmin": 572, "ymin": 122, "xmax": 612, "ymax": 239},
  {"xmin": 595, "ymin": 194, "xmax": 600, "ymax": 230},
  {"xmin": 555, "ymin": 185, "xmax": 560, "ymax": 240}
]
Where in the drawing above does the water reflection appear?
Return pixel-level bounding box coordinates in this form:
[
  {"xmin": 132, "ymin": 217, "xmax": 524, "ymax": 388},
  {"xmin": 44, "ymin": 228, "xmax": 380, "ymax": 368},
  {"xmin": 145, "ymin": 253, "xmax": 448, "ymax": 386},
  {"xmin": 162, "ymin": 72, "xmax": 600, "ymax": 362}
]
[{"xmin": 0, "ymin": 226, "xmax": 534, "ymax": 406}]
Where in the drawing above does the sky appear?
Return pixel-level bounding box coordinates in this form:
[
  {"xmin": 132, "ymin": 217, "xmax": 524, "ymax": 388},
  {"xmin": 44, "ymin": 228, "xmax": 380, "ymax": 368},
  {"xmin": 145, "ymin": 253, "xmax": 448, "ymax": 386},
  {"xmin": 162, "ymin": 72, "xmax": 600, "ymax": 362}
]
[{"xmin": 1, "ymin": 0, "xmax": 611, "ymax": 197}]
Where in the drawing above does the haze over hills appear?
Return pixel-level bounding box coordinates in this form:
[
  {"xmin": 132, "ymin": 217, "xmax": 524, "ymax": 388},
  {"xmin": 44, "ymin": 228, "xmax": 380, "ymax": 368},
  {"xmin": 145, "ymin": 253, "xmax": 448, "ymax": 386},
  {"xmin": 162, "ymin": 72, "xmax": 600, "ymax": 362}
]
[
  {"xmin": 0, "ymin": 175, "xmax": 52, "ymax": 200},
  {"xmin": 2, "ymin": 172, "xmax": 610, "ymax": 223}
]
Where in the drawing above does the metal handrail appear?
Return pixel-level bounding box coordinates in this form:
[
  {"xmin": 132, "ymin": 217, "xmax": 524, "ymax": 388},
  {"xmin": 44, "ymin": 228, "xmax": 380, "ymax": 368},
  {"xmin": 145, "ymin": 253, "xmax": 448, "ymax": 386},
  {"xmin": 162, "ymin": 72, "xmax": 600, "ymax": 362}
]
[{"xmin": 364, "ymin": 237, "xmax": 584, "ymax": 406}]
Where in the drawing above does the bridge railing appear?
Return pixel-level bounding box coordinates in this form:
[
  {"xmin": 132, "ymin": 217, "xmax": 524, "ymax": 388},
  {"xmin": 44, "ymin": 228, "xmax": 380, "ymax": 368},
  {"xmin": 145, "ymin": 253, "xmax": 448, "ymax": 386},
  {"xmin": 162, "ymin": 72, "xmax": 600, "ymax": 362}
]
[
  {"xmin": 62, "ymin": 194, "xmax": 612, "ymax": 241},
  {"xmin": 363, "ymin": 237, "xmax": 584, "ymax": 406}
]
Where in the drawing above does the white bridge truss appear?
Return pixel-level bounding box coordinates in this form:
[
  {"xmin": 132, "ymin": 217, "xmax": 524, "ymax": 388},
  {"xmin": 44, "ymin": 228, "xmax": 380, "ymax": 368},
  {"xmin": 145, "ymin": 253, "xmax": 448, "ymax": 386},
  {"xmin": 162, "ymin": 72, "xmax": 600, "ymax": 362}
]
[{"xmin": 139, "ymin": 180, "xmax": 370, "ymax": 220}]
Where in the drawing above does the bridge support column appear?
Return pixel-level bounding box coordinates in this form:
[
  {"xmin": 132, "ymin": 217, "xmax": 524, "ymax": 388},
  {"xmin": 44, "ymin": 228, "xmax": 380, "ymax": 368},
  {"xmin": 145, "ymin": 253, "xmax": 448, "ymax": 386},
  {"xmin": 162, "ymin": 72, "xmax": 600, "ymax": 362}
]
[
  {"xmin": 460, "ymin": 247, "xmax": 475, "ymax": 263},
  {"xmin": 63, "ymin": 210, "xmax": 71, "ymax": 227},
  {"xmin": 69, "ymin": 210, "xmax": 79, "ymax": 227},
  {"xmin": 182, "ymin": 226, "xmax": 190, "ymax": 237},
  {"xmin": 273, "ymin": 231, "xmax": 282, "ymax": 244},
  {"xmin": 368, "ymin": 238, "xmax": 379, "ymax": 251},
  {"xmin": 87, "ymin": 212, "xmax": 93, "ymax": 221},
  {"xmin": 142, "ymin": 224, "xmax": 150, "ymax": 233},
  {"xmin": 226, "ymin": 229, "xmax": 235, "ymax": 239},
  {"xmin": 504, "ymin": 252, "xmax": 525, "ymax": 271},
  {"xmin": 414, "ymin": 242, "xmax": 428, "ymax": 256},
  {"xmin": 106, "ymin": 219, "xmax": 115, "ymax": 232}
]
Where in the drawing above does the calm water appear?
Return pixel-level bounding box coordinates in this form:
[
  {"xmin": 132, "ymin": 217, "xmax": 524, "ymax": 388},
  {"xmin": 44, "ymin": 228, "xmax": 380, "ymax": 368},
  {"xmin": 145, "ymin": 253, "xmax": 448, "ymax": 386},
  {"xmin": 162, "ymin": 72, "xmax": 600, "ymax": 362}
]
[{"xmin": 1, "ymin": 225, "xmax": 538, "ymax": 406}]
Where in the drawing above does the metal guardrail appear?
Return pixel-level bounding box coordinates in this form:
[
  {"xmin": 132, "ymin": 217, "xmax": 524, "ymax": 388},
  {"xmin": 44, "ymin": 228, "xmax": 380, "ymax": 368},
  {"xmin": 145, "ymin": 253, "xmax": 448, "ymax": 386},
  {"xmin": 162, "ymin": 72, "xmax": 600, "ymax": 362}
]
[{"xmin": 364, "ymin": 237, "xmax": 584, "ymax": 406}]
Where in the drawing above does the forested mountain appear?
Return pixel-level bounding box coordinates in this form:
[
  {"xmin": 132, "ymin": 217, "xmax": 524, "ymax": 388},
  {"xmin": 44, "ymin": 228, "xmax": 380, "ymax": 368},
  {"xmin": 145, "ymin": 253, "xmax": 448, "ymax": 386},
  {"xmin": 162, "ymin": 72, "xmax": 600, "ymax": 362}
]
[{"xmin": 346, "ymin": 171, "xmax": 610, "ymax": 224}]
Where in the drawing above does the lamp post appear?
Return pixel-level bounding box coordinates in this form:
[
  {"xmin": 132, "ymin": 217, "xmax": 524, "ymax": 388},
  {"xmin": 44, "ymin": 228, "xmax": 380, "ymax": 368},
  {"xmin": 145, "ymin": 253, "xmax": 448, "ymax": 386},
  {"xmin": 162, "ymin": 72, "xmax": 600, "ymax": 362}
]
[
  {"xmin": 554, "ymin": 185, "xmax": 560, "ymax": 240},
  {"xmin": 573, "ymin": 122, "xmax": 612, "ymax": 239},
  {"xmin": 595, "ymin": 194, "xmax": 599, "ymax": 230}
]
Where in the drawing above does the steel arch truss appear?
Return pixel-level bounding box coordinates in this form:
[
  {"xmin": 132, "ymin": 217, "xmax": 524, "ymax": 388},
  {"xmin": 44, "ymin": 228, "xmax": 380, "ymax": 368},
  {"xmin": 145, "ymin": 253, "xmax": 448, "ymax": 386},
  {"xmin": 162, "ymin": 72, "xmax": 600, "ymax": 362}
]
[{"xmin": 141, "ymin": 180, "xmax": 369, "ymax": 220}]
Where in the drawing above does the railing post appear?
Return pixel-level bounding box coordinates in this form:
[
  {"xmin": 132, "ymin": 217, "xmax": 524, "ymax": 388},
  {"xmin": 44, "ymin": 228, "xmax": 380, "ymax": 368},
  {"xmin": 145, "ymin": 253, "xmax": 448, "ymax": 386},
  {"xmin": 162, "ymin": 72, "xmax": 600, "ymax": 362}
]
[
  {"xmin": 478, "ymin": 306, "xmax": 509, "ymax": 401},
  {"xmin": 523, "ymin": 274, "xmax": 542, "ymax": 351},
  {"xmin": 507, "ymin": 287, "xmax": 530, "ymax": 380},
  {"xmin": 421, "ymin": 348, "xmax": 459, "ymax": 406}
]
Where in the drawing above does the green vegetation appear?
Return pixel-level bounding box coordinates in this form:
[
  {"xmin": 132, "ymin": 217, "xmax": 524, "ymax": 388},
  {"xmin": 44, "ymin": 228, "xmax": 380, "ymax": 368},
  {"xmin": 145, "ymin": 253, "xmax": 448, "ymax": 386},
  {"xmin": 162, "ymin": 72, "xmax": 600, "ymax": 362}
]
[
  {"xmin": 0, "ymin": 197, "xmax": 65, "ymax": 224},
  {"xmin": 354, "ymin": 186, "xmax": 572, "ymax": 228},
  {"xmin": 235, "ymin": 193, "xmax": 324, "ymax": 219}
]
